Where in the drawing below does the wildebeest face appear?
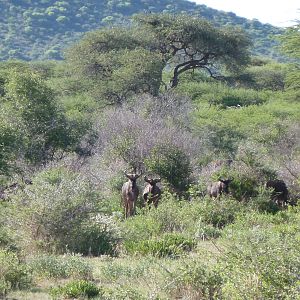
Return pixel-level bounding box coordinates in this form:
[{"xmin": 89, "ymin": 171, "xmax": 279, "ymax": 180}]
[
  {"xmin": 125, "ymin": 172, "xmax": 141, "ymax": 181},
  {"xmin": 219, "ymin": 178, "xmax": 232, "ymax": 193},
  {"xmin": 144, "ymin": 176, "xmax": 161, "ymax": 186}
]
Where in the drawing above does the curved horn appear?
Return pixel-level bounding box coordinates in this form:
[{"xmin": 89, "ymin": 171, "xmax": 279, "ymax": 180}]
[
  {"xmin": 136, "ymin": 169, "xmax": 143, "ymax": 177},
  {"xmin": 124, "ymin": 170, "xmax": 131, "ymax": 179}
]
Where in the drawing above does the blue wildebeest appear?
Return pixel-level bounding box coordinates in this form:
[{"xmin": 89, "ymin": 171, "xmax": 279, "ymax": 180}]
[
  {"xmin": 122, "ymin": 170, "xmax": 141, "ymax": 218},
  {"xmin": 207, "ymin": 178, "xmax": 232, "ymax": 198},
  {"xmin": 265, "ymin": 179, "xmax": 289, "ymax": 208},
  {"xmin": 143, "ymin": 176, "xmax": 161, "ymax": 208}
]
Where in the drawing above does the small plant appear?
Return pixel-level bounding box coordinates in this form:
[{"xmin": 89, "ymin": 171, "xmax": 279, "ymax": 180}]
[
  {"xmin": 104, "ymin": 285, "xmax": 147, "ymax": 300},
  {"xmin": 0, "ymin": 250, "xmax": 32, "ymax": 296},
  {"xmin": 169, "ymin": 261, "xmax": 223, "ymax": 299},
  {"xmin": 124, "ymin": 233, "xmax": 195, "ymax": 257},
  {"xmin": 50, "ymin": 280, "xmax": 101, "ymax": 299},
  {"xmin": 194, "ymin": 222, "xmax": 221, "ymax": 240},
  {"xmin": 29, "ymin": 254, "xmax": 92, "ymax": 279}
]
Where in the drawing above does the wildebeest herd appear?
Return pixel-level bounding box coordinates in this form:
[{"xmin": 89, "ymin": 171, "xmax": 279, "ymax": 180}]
[
  {"xmin": 0, "ymin": 171, "xmax": 292, "ymax": 219},
  {"xmin": 121, "ymin": 171, "xmax": 291, "ymax": 218}
]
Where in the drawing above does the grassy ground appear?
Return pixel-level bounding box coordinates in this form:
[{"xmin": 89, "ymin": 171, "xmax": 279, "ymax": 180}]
[
  {"xmin": 5, "ymin": 200, "xmax": 300, "ymax": 300},
  {"xmin": 7, "ymin": 240, "xmax": 223, "ymax": 299}
]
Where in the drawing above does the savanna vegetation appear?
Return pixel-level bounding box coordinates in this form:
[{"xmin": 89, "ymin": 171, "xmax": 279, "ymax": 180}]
[{"xmin": 0, "ymin": 13, "xmax": 299, "ymax": 300}]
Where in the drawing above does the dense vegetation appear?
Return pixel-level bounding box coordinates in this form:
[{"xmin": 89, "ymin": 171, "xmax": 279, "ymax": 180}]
[
  {"xmin": 0, "ymin": 0, "xmax": 283, "ymax": 61},
  {"xmin": 0, "ymin": 13, "xmax": 299, "ymax": 300}
]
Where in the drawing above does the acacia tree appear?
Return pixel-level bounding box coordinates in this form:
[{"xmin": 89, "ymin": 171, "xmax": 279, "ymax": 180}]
[
  {"xmin": 133, "ymin": 13, "xmax": 251, "ymax": 88},
  {"xmin": 66, "ymin": 27, "xmax": 164, "ymax": 105},
  {"xmin": 66, "ymin": 13, "xmax": 251, "ymax": 104},
  {"xmin": 278, "ymin": 23, "xmax": 300, "ymax": 92}
]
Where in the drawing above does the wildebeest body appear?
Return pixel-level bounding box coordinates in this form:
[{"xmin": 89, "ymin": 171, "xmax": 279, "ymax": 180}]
[
  {"xmin": 122, "ymin": 172, "xmax": 141, "ymax": 218},
  {"xmin": 143, "ymin": 176, "xmax": 161, "ymax": 208},
  {"xmin": 207, "ymin": 179, "xmax": 232, "ymax": 198},
  {"xmin": 265, "ymin": 179, "xmax": 288, "ymax": 207}
]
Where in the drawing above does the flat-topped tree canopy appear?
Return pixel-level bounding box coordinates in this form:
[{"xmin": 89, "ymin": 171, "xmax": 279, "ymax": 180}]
[
  {"xmin": 133, "ymin": 13, "xmax": 252, "ymax": 87},
  {"xmin": 66, "ymin": 13, "xmax": 252, "ymax": 104}
]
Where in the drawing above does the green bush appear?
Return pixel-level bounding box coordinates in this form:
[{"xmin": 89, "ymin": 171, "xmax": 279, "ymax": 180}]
[
  {"xmin": 192, "ymin": 98, "xmax": 295, "ymax": 155},
  {"xmin": 197, "ymin": 197, "xmax": 243, "ymax": 229},
  {"xmin": 248, "ymin": 188, "xmax": 280, "ymax": 213},
  {"xmin": 29, "ymin": 254, "xmax": 92, "ymax": 279},
  {"xmin": 9, "ymin": 167, "xmax": 120, "ymax": 255},
  {"xmin": 103, "ymin": 285, "xmax": 147, "ymax": 300},
  {"xmin": 76, "ymin": 214, "xmax": 121, "ymax": 256},
  {"xmin": 124, "ymin": 233, "xmax": 195, "ymax": 257},
  {"xmin": 220, "ymin": 209, "xmax": 300, "ymax": 299},
  {"xmin": 0, "ymin": 250, "xmax": 31, "ymax": 296},
  {"xmin": 122, "ymin": 195, "xmax": 242, "ymax": 248},
  {"xmin": 145, "ymin": 143, "xmax": 191, "ymax": 191},
  {"xmin": 168, "ymin": 262, "xmax": 222, "ymax": 299},
  {"xmin": 50, "ymin": 280, "xmax": 101, "ymax": 299},
  {"xmin": 237, "ymin": 62, "xmax": 287, "ymax": 91},
  {"xmin": 121, "ymin": 194, "xmax": 197, "ymax": 243},
  {"xmin": 194, "ymin": 222, "xmax": 221, "ymax": 240}
]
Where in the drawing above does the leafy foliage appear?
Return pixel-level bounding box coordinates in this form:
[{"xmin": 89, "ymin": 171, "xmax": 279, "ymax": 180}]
[
  {"xmin": 168, "ymin": 261, "xmax": 222, "ymax": 299},
  {"xmin": 0, "ymin": 65, "xmax": 91, "ymax": 171},
  {"xmin": 145, "ymin": 143, "xmax": 192, "ymax": 191},
  {"xmin": 7, "ymin": 167, "xmax": 120, "ymax": 255},
  {"xmin": 124, "ymin": 233, "xmax": 195, "ymax": 257},
  {"xmin": 66, "ymin": 32, "xmax": 164, "ymax": 103},
  {"xmin": 220, "ymin": 210, "xmax": 300, "ymax": 299},
  {"xmin": 29, "ymin": 254, "xmax": 92, "ymax": 279},
  {"xmin": 278, "ymin": 24, "xmax": 300, "ymax": 99},
  {"xmin": 50, "ymin": 280, "xmax": 101, "ymax": 299},
  {"xmin": 278, "ymin": 24, "xmax": 300, "ymax": 59},
  {"xmin": 0, "ymin": 250, "xmax": 31, "ymax": 296},
  {"xmin": 67, "ymin": 13, "xmax": 251, "ymax": 102}
]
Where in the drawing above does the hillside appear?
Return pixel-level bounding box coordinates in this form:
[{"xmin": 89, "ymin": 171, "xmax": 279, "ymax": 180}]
[{"xmin": 0, "ymin": 0, "xmax": 283, "ymax": 61}]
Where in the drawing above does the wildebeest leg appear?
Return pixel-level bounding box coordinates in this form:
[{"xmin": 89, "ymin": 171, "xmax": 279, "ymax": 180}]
[
  {"xmin": 128, "ymin": 200, "xmax": 135, "ymax": 217},
  {"xmin": 153, "ymin": 195, "xmax": 159, "ymax": 208},
  {"xmin": 144, "ymin": 194, "xmax": 153, "ymax": 209},
  {"xmin": 143, "ymin": 194, "xmax": 148, "ymax": 207},
  {"xmin": 125, "ymin": 200, "xmax": 129, "ymax": 219}
]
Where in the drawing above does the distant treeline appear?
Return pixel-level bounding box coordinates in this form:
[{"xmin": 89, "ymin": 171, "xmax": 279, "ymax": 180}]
[{"xmin": 0, "ymin": 0, "xmax": 283, "ymax": 61}]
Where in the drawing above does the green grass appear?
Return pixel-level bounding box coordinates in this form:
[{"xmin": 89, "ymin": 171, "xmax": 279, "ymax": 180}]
[{"xmin": 4, "ymin": 198, "xmax": 299, "ymax": 299}]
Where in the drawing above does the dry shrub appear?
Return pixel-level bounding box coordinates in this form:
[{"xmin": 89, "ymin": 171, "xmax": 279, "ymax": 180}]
[{"xmin": 77, "ymin": 93, "xmax": 204, "ymax": 194}]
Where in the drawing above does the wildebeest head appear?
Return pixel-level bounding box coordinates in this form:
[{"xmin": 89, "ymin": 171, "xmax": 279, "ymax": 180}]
[
  {"xmin": 144, "ymin": 176, "xmax": 161, "ymax": 186},
  {"xmin": 125, "ymin": 172, "xmax": 141, "ymax": 182},
  {"xmin": 218, "ymin": 178, "xmax": 232, "ymax": 194}
]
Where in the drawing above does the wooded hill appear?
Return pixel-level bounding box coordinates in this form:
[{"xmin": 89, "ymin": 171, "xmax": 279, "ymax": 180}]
[{"xmin": 0, "ymin": 0, "xmax": 283, "ymax": 61}]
